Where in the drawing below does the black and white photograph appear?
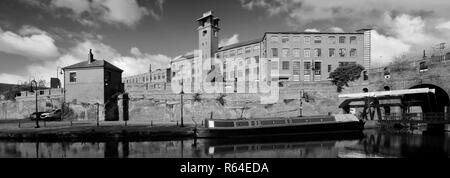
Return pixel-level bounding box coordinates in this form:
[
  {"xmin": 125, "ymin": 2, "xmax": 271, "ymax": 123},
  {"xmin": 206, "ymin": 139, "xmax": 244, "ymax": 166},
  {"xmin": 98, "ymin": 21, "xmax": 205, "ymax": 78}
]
[{"xmin": 0, "ymin": 0, "xmax": 449, "ymax": 171}]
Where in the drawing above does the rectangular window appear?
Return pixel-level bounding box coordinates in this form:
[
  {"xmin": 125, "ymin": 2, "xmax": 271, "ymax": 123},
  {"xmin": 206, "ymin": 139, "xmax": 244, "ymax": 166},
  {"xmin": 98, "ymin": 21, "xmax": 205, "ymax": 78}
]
[
  {"xmin": 328, "ymin": 65, "xmax": 332, "ymax": 73},
  {"xmin": 237, "ymin": 48, "xmax": 243, "ymax": 55},
  {"xmin": 282, "ymin": 61, "xmax": 290, "ymax": 70},
  {"xmin": 246, "ymin": 57, "xmax": 251, "ymax": 65},
  {"xmin": 328, "ymin": 36, "xmax": 336, "ymax": 44},
  {"xmin": 293, "ymin": 61, "xmax": 301, "ymax": 75},
  {"xmin": 339, "ymin": 48, "xmax": 346, "ymax": 57},
  {"xmin": 339, "ymin": 36, "xmax": 346, "ymax": 44},
  {"xmin": 223, "ymin": 52, "xmax": 228, "ymax": 58},
  {"xmin": 314, "ymin": 62, "xmax": 322, "ymax": 75},
  {"xmin": 314, "ymin": 48, "xmax": 322, "ymax": 57},
  {"xmin": 293, "ymin": 48, "xmax": 300, "ymax": 57},
  {"xmin": 254, "ymin": 45, "xmax": 260, "ymax": 52},
  {"xmin": 69, "ymin": 72, "xmax": 77, "ymax": 83},
  {"xmin": 350, "ymin": 48, "xmax": 357, "ymax": 57},
  {"xmin": 304, "ymin": 62, "xmax": 311, "ymax": 75},
  {"xmin": 304, "ymin": 49, "xmax": 311, "ymax": 58},
  {"xmin": 230, "ymin": 50, "xmax": 236, "ymax": 57},
  {"xmin": 350, "ymin": 36, "xmax": 357, "ymax": 44},
  {"xmin": 282, "ymin": 36, "xmax": 289, "ymax": 43},
  {"xmin": 271, "ymin": 36, "xmax": 278, "ymax": 42},
  {"xmin": 255, "ymin": 56, "xmax": 260, "ymax": 63},
  {"xmin": 304, "ymin": 36, "xmax": 311, "ymax": 44},
  {"xmin": 314, "ymin": 36, "xmax": 322, "ymax": 44},
  {"xmin": 105, "ymin": 71, "xmax": 112, "ymax": 84},
  {"xmin": 282, "ymin": 48, "xmax": 289, "ymax": 57},
  {"xmin": 329, "ymin": 48, "xmax": 335, "ymax": 57},
  {"xmin": 272, "ymin": 48, "xmax": 279, "ymax": 57},
  {"xmin": 245, "ymin": 47, "xmax": 251, "ymax": 53}
]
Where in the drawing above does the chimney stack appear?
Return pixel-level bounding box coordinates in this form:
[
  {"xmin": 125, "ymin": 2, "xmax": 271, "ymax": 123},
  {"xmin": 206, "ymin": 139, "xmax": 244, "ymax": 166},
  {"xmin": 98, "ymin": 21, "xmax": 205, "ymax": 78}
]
[{"xmin": 88, "ymin": 49, "xmax": 95, "ymax": 64}]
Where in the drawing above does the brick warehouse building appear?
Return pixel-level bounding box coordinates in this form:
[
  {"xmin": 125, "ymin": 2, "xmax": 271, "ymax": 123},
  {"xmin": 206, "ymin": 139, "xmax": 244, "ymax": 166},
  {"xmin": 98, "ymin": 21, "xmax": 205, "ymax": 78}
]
[
  {"xmin": 122, "ymin": 64, "xmax": 172, "ymax": 92},
  {"xmin": 169, "ymin": 11, "xmax": 372, "ymax": 94}
]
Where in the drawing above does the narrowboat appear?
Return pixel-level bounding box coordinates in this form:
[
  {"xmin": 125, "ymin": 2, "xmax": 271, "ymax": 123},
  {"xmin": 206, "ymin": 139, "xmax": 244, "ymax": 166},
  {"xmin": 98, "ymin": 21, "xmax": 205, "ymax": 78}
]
[{"xmin": 196, "ymin": 114, "xmax": 365, "ymax": 138}]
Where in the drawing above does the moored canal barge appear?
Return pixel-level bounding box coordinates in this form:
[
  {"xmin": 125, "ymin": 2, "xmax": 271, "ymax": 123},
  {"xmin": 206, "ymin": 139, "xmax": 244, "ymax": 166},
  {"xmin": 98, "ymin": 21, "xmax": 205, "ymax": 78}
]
[{"xmin": 197, "ymin": 114, "xmax": 365, "ymax": 138}]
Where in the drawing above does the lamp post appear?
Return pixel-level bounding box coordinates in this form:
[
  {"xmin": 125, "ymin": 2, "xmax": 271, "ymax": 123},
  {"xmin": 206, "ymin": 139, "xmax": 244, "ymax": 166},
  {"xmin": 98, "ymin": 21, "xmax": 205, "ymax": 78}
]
[
  {"xmin": 180, "ymin": 80, "xmax": 185, "ymax": 127},
  {"xmin": 30, "ymin": 80, "xmax": 40, "ymax": 128},
  {"xmin": 56, "ymin": 66, "xmax": 62, "ymax": 88},
  {"xmin": 300, "ymin": 89, "xmax": 304, "ymax": 117}
]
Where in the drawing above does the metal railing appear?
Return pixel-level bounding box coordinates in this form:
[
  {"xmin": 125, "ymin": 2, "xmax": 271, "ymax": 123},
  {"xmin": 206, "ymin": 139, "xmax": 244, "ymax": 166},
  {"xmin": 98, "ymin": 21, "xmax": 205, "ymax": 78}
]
[{"xmin": 383, "ymin": 112, "xmax": 450, "ymax": 123}]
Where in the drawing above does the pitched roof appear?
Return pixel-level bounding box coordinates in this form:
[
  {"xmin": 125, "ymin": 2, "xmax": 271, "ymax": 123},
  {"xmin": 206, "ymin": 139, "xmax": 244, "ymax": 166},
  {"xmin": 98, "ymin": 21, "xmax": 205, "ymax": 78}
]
[
  {"xmin": 218, "ymin": 38, "xmax": 262, "ymax": 52},
  {"xmin": 63, "ymin": 60, "xmax": 123, "ymax": 72}
]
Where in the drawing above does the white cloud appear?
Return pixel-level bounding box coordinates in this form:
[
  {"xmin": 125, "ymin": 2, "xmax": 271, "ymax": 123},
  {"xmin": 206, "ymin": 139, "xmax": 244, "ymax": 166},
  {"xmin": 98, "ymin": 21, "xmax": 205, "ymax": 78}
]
[
  {"xmin": 388, "ymin": 14, "xmax": 437, "ymax": 46},
  {"xmin": 0, "ymin": 26, "xmax": 59, "ymax": 60},
  {"xmin": 1, "ymin": 37, "xmax": 172, "ymax": 85},
  {"xmin": 371, "ymin": 30, "xmax": 411, "ymax": 67},
  {"xmin": 94, "ymin": 0, "xmax": 151, "ymax": 26},
  {"xmin": 305, "ymin": 28, "xmax": 320, "ymax": 32},
  {"xmin": 436, "ymin": 21, "xmax": 450, "ymax": 30},
  {"xmin": 0, "ymin": 74, "xmax": 27, "ymax": 85},
  {"xmin": 328, "ymin": 27, "xmax": 344, "ymax": 33},
  {"xmin": 130, "ymin": 47, "xmax": 143, "ymax": 56},
  {"xmin": 51, "ymin": 0, "xmax": 91, "ymax": 15},
  {"xmin": 23, "ymin": 0, "xmax": 157, "ymax": 27},
  {"xmin": 219, "ymin": 34, "xmax": 240, "ymax": 47}
]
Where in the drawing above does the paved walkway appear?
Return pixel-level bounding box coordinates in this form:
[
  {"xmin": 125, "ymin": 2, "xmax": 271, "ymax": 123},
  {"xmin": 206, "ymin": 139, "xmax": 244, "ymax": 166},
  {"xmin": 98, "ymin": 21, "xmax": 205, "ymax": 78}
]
[{"xmin": 0, "ymin": 119, "xmax": 197, "ymax": 141}]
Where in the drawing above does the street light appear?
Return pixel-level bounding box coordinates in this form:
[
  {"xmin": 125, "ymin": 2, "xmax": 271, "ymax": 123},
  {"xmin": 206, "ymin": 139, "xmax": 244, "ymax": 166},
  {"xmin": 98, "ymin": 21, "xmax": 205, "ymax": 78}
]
[
  {"xmin": 300, "ymin": 89, "xmax": 304, "ymax": 117},
  {"xmin": 30, "ymin": 80, "xmax": 40, "ymax": 128},
  {"xmin": 57, "ymin": 66, "xmax": 63, "ymax": 88},
  {"xmin": 180, "ymin": 80, "xmax": 185, "ymax": 127}
]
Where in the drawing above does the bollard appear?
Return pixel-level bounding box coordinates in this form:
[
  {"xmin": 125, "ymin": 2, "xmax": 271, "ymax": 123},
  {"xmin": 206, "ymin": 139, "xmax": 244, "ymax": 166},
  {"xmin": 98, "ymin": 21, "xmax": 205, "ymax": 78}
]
[
  {"xmin": 177, "ymin": 121, "xmax": 179, "ymax": 126},
  {"xmin": 70, "ymin": 120, "xmax": 73, "ymax": 126},
  {"xmin": 201, "ymin": 120, "xmax": 204, "ymax": 126},
  {"xmin": 151, "ymin": 120, "xmax": 153, "ymax": 127},
  {"xmin": 18, "ymin": 121, "xmax": 21, "ymax": 128}
]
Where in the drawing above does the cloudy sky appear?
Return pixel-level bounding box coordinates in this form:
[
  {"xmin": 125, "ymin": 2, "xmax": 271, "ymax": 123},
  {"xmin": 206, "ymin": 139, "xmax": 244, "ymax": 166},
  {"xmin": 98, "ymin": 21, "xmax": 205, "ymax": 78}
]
[{"xmin": 0, "ymin": 0, "xmax": 449, "ymax": 84}]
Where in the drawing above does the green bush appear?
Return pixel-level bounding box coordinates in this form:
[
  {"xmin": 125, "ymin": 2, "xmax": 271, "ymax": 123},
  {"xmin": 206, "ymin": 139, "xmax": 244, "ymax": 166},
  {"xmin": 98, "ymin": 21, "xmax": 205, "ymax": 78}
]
[{"xmin": 329, "ymin": 64, "xmax": 365, "ymax": 93}]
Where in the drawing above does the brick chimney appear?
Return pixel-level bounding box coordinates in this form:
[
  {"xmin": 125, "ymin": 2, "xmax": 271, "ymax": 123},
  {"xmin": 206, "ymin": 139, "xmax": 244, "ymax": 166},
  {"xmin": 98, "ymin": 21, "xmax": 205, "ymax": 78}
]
[{"xmin": 88, "ymin": 49, "xmax": 95, "ymax": 64}]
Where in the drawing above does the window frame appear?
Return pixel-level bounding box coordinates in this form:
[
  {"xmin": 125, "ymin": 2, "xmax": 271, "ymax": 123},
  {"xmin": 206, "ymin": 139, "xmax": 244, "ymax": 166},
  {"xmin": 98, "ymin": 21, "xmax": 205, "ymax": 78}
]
[
  {"xmin": 282, "ymin": 61, "xmax": 290, "ymax": 70},
  {"xmin": 69, "ymin": 72, "xmax": 77, "ymax": 83}
]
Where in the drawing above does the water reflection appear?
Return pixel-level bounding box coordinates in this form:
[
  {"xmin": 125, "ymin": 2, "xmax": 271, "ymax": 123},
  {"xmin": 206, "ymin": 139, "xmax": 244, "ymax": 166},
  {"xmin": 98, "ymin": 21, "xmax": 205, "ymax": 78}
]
[{"xmin": 0, "ymin": 129, "xmax": 449, "ymax": 158}]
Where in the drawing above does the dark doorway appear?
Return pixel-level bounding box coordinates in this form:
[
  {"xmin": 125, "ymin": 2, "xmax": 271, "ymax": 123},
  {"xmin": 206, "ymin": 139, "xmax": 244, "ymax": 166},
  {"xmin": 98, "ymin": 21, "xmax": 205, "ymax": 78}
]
[{"xmin": 404, "ymin": 84, "xmax": 450, "ymax": 112}]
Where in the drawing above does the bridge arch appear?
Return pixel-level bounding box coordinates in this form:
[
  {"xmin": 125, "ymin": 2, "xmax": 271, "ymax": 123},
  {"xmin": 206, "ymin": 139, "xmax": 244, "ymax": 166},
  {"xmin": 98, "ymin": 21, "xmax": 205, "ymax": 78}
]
[{"xmin": 404, "ymin": 84, "xmax": 450, "ymax": 113}]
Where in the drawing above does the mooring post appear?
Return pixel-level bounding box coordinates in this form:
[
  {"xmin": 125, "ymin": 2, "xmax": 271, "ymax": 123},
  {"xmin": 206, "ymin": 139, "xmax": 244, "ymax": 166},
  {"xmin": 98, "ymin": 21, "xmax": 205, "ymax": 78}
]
[
  {"xmin": 445, "ymin": 106, "xmax": 449, "ymax": 120},
  {"xmin": 210, "ymin": 112, "xmax": 213, "ymax": 120}
]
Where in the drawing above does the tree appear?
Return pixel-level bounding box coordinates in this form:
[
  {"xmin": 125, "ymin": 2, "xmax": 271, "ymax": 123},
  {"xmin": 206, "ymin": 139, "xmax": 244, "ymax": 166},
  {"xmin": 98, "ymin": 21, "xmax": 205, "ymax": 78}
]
[{"xmin": 329, "ymin": 64, "xmax": 365, "ymax": 93}]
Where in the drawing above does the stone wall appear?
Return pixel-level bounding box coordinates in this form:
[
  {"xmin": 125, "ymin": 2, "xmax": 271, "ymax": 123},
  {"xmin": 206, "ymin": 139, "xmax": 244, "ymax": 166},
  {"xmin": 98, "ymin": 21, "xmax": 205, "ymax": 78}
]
[{"xmin": 123, "ymin": 80, "xmax": 369, "ymax": 124}]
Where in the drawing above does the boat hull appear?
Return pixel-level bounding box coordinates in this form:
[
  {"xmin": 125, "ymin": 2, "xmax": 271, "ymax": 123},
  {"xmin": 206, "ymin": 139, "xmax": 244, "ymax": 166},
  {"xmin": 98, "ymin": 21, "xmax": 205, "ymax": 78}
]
[{"xmin": 197, "ymin": 121, "xmax": 365, "ymax": 138}]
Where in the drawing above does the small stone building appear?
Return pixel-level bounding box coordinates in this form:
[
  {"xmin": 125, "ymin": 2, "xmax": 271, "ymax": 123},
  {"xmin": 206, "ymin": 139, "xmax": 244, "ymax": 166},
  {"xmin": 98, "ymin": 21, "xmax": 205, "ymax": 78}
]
[{"xmin": 63, "ymin": 50, "xmax": 124, "ymax": 121}]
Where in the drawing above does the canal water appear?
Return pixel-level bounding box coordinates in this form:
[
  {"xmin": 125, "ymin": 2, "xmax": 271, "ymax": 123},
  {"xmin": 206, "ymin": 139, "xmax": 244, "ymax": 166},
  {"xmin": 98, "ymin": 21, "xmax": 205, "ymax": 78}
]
[{"xmin": 0, "ymin": 129, "xmax": 449, "ymax": 158}]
